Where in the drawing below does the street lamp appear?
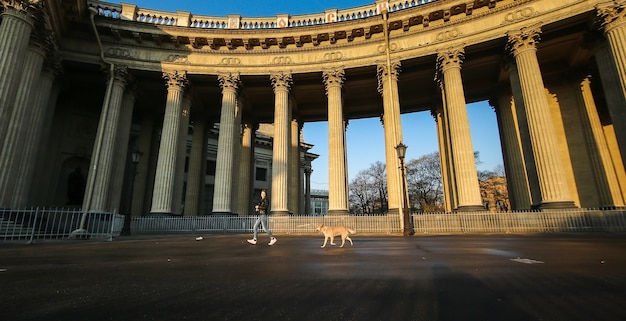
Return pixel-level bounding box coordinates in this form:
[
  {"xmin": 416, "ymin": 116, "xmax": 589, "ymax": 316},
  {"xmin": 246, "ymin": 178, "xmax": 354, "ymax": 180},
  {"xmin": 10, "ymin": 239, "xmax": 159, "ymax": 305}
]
[
  {"xmin": 395, "ymin": 142, "xmax": 414, "ymax": 236},
  {"xmin": 121, "ymin": 150, "xmax": 142, "ymax": 236}
]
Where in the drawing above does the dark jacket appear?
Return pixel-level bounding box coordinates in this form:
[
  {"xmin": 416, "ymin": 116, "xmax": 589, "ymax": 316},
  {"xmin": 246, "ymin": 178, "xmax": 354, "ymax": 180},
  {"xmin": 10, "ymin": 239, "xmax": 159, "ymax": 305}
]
[{"xmin": 257, "ymin": 197, "xmax": 269, "ymax": 215}]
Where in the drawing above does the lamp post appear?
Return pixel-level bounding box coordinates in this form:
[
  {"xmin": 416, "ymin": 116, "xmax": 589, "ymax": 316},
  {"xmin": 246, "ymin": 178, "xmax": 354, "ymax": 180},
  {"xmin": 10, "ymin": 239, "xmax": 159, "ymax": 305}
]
[
  {"xmin": 395, "ymin": 142, "xmax": 414, "ymax": 236},
  {"xmin": 121, "ymin": 150, "xmax": 142, "ymax": 236}
]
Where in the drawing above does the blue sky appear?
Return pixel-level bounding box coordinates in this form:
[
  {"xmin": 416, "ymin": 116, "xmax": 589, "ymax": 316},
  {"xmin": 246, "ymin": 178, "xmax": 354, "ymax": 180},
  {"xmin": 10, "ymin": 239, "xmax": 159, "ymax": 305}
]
[{"xmin": 114, "ymin": 0, "xmax": 503, "ymax": 189}]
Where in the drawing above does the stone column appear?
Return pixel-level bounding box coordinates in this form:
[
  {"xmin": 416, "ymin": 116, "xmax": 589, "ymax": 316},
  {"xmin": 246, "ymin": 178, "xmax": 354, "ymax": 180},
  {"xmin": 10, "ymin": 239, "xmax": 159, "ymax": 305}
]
[
  {"xmin": 432, "ymin": 107, "xmax": 454, "ymax": 212},
  {"xmin": 590, "ymin": 36, "xmax": 626, "ymax": 167},
  {"xmin": 0, "ymin": 1, "xmax": 37, "ymax": 151},
  {"xmin": 289, "ymin": 118, "xmax": 301, "ymax": 215},
  {"xmin": 150, "ymin": 70, "xmax": 188, "ymax": 215},
  {"xmin": 436, "ymin": 47, "xmax": 484, "ymax": 211},
  {"xmin": 492, "ymin": 93, "xmax": 532, "ymax": 210},
  {"xmin": 579, "ymin": 77, "xmax": 625, "ymax": 207},
  {"xmin": 132, "ymin": 116, "xmax": 155, "ymax": 216},
  {"xmin": 270, "ymin": 72, "xmax": 292, "ymax": 215},
  {"xmin": 506, "ymin": 26, "xmax": 575, "ymax": 209},
  {"xmin": 83, "ymin": 65, "xmax": 131, "ymax": 212},
  {"xmin": 171, "ymin": 97, "xmax": 191, "ymax": 215},
  {"xmin": 212, "ymin": 73, "xmax": 240, "ymax": 215},
  {"xmin": 108, "ymin": 89, "xmax": 136, "ymax": 212},
  {"xmin": 0, "ymin": 38, "xmax": 45, "ymax": 208},
  {"xmin": 184, "ymin": 119, "xmax": 208, "ymax": 216},
  {"xmin": 323, "ymin": 69, "xmax": 349, "ymax": 215},
  {"xmin": 303, "ymin": 160, "xmax": 312, "ymax": 215},
  {"xmin": 237, "ymin": 122, "xmax": 256, "ymax": 216},
  {"xmin": 597, "ymin": 1, "xmax": 626, "ymax": 115},
  {"xmin": 377, "ymin": 61, "xmax": 404, "ymax": 213},
  {"xmin": 13, "ymin": 57, "xmax": 61, "ymax": 207}
]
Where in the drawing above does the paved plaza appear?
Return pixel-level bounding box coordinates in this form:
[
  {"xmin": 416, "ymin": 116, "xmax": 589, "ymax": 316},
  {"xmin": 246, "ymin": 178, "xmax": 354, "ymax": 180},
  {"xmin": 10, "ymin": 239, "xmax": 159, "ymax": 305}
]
[{"xmin": 1, "ymin": 233, "xmax": 626, "ymax": 321}]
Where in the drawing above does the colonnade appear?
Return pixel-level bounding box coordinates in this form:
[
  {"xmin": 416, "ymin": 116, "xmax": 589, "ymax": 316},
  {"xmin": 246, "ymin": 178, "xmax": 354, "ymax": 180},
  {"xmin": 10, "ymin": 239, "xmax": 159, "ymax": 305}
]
[{"xmin": 1, "ymin": 0, "xmax": 626, "ymax": 216}]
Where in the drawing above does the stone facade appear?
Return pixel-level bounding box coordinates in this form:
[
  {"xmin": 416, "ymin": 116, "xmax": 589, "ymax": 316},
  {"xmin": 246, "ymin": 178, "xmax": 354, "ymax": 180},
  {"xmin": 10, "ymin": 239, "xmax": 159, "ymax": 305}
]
[{"xmin": 0, "ymin": 0, "xmax": 625, "ymax": 218}]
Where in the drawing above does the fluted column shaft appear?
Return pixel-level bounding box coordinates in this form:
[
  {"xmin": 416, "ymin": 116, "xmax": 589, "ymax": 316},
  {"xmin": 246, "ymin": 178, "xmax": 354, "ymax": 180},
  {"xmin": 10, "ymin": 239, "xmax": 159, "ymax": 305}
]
[
  {"xmin": 185, "ymin": 120, "xmax": 208, "ymax": 216},
  {"xmin": 597, "ymin": 2, "xmax": 626, "ymax": 102},
  {"xmin": 436, "ymin": 48, "xmax": 484, "ymax": 211},
  {"xmin": 13, "ymin": 61, "xmax": 60, "ymax": 207},
  {"xmin": 270, "ymin": 72, "xmax": 292, "ymax": 215},
  {"xmin": 289, "ymin": 118, "xmax": 301, "ymax": 214},
  {"xmin": 237, "ymin": 123, "xmax": 255, "ymax": 216},
  {"xmin": 507, "ymin": 27, "xmax": 575, "ymax": 208},
  {"xmin": 132, "ymin": 117, "xmax": 155, "ymax": 216},
  {"xmin": 212, "ymin": 73, "xmax": 240, "ymax": 214},
  {"xmin": 323, "ymin": 69, "xmax": 349, "ymax": 215},
  {"xmin": 304, "ymin": 163, "xmax": 312, "ymax": 215},
  {"xmin": 377, "ymin": 62, "xmax": 403, "ymax": 212},
  {"xmin": 433, "ymin": 108, "xmax": 453, "ymax": 212},
  {"xmin": 84, "ymin": 65, "xmax": 130, "ymax": 212},
  {"xmin": 171, "ymin": 97, "xmax": 191, "ymax": 215},
  {"xmin": 108, "ymin": 90, "xmax": 136, "ymax": 212},
  {"xmin": 579, "ymin": 77, "xmax": 625, "ymax": 206},
  {"xmin": 493, "ymin": 93, "xmax": 532, "ymax": 210},
  {"xmin": 0, "ymin": 2, "xmax": 36, "ymax": 150},
  {"xmin": 0, "ymin": 41, "xmax": 45, "ymax": 207},
  {"xmin": 150, "ymin": 70, "xmax": 188, "ymax": 215}
]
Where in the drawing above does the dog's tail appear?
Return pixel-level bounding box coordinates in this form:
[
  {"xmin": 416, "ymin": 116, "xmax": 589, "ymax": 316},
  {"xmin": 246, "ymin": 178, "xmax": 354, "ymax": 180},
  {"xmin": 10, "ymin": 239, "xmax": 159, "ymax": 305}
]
[{"xmin": 348, "ymin": 228, "xmax": 356, "ymax": 234}]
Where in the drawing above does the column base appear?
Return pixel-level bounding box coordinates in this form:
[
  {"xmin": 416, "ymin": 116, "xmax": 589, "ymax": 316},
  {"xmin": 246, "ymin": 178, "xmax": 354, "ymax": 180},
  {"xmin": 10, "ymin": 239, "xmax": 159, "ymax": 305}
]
[
  {"xmin": 456, "ymin": 205, "xmax": 487, "ymax": 212},
  {"xmin": 270, "ymin": 210, "xmax": 290, "ymax": 216},
  {"xmin": 539, "ymin": 201, "xmax": 577, "ymax": 209},
  {"xmin": 327, "ymin": 209, "xmax": 349, "ymax": 216}
]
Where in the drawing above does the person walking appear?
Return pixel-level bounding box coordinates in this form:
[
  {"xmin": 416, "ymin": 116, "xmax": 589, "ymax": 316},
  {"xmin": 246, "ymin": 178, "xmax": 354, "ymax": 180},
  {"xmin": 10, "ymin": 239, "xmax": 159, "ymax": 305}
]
[{"xmin": 247, "ymin": 189, "xmax": 277, "ymax": 246}]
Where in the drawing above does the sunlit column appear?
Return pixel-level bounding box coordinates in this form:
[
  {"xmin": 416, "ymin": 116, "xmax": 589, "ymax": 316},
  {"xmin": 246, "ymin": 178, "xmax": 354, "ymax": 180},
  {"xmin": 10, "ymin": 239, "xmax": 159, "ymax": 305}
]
[
  {"xmin": 590, "ymin": 36, "xmax": 626, "ymax": 167},
  {"xmin": 0, "ymin": 38, "xmax": 45, "ymax": 208},
  {"xmin": 289, "ymin": 118, "xmax": 302, "ymax": 214},
  {"xmin": 212, "ymin": 73, "xmax": 240, "ymax": 215},
  {"xmin": 150, "ymin": 70, "xmax": 188, "ymax": 215},
  {"xmin": 270, "ymin": 72, "xmax": 292, "ymax": 215},
  {"xmin": 506, "ymin": 26, "xmax": 575, "ymax": 209},
  {"xmin": 185, "ymin": 119, "xmax": 208, "ymax": 216},
  {"xmin": 0, "ymin": 1, "xmax": 37, "ymax": 151},
  {"xmin": 323, "ymin": 69, "xmax": 349, "ymax": 215},
  {"xmin": 84, "ymin": 65, "xmax": 131, "ymax": 212},
  {"xmin": 377, "ymin": 61, "xmax": 404, "ymax": 213},
  {"xmin": 436, "ymin": 47, "xmax": 484, "ymax": 211},
  {"xmin": 579, "ymin": 77, "xmax": 625, "ymax": 207},
  {"xmin": 432, "ymin": 107, "xmax": 454, "ymax": 212}
]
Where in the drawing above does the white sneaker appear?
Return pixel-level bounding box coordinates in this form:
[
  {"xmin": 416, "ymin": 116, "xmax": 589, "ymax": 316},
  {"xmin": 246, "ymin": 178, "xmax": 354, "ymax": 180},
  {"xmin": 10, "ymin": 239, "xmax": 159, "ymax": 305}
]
[
  {"xmin": 247, "ymin": 238, "xmax": 257, "ymax": 245},
  {"xmin": 268, "ymin": 237, "xmax": 277, "ymax": 246}
]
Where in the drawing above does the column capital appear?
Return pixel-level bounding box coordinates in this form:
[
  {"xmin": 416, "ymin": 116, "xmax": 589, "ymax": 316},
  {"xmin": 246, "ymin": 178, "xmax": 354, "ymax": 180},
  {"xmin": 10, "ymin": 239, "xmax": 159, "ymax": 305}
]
[
  {"xmin": 105, "ymin": 64, "xmax": 132, "ymax": 87},
  {"xmin": 436, "ymin": 46, "xmax": 465, "ymax": 73},
  {"xmin": 506, "ymin": 25, "xmax": 542, "ymax": 57},
  {"xmin": 163, "ymin": 70, "xmax": 188, "ymax": 91},
  {"xmin": 1, "ymin": 0, "xmax": 39, "ymax": 13},
  {"xmin": 322, "ymin": 68, "xmax": 345, "ymax": 94},
  {"xmin": 376, "ymin": 61, "xmax": 401, "ymax": 94},
  {"xmin": 217, "ymin": 72, "xmax": 241, "ymax": 92},
  {"xmin": 270, "ymin": 71, "xmax": 292, "ymax": 92},
  {"xmin": 596, "ymin": 1, "xmax": 626, "ymax": 32}
]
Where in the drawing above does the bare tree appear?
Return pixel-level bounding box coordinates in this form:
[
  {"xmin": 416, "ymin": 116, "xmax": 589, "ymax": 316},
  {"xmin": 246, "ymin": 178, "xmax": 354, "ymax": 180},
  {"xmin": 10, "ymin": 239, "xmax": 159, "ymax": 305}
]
[
  {"xmin": 405, "ymin": 152, "xmax": 444, "ymax": 212},
  {"xmin": 348, "ymin": 161, "xmax": 387, "ymax": 214}
]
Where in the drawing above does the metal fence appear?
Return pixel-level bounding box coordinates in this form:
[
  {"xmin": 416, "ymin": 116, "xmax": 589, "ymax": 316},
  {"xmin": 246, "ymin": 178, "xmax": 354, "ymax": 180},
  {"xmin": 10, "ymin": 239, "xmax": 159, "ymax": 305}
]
[
  {"xmin": 1, "ymin": 208, "xmax": 124, "ymax": 243},
  {"xmin": 130, "ymin": 208, "xmax": 626, "ymax": 236},
  {"xmin": 3, "ymin": 208, "xmax": 625, "ymax": 242}
]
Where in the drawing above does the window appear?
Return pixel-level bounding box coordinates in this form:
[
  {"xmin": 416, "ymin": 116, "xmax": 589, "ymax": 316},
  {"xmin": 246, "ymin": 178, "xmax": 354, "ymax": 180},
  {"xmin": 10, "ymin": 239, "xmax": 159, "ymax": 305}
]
[{"xmin": 255, "ymin": 167, "xmax": 267, "ymax": 181}]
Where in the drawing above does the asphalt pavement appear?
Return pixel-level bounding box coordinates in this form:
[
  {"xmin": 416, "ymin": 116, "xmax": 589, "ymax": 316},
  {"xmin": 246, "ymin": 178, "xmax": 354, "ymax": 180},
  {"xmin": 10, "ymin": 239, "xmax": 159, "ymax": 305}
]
[{"xmin": 1, "ymin": 233, "xmax": 626, "ymax": 321}]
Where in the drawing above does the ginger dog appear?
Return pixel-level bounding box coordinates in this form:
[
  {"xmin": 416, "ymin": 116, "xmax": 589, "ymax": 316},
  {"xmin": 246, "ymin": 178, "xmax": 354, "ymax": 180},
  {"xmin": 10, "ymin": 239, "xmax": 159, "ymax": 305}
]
[{"xmin": 315, "ymin": 224, "xmax": 356, "ymax": 248}]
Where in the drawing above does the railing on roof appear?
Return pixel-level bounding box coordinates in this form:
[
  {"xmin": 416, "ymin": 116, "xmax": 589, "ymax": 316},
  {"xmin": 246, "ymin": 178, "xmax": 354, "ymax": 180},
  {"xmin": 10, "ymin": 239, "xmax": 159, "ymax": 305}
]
[{"xmin": 87, "ymin": 0, "xmax": 440, "ymax": 29}]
